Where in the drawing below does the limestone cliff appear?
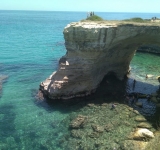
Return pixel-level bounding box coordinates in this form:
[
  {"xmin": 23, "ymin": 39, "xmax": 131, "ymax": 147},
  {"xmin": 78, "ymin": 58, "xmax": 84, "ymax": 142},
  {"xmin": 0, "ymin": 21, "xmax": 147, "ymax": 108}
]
[{"xmin": 40, "ymin": 21, "xmax": 160, "ymax": 100}]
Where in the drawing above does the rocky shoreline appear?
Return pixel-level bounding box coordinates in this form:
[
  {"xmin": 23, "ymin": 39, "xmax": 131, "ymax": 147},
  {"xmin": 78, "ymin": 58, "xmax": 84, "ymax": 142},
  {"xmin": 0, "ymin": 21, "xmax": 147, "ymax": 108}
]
[
  {"xmin": 38, "ymin": 20, "xmax": 160, "ymax": 149},
  {"xmin": 54, "ymin": 97, "xmax": 159, "ymax": 150},
  {"xmin": 39, "ymin": 74, "xmax": 160, "ymax": 150},
  {"xmin": 65, "ymin": 90, "xmax": 160, "ymax": 150}
]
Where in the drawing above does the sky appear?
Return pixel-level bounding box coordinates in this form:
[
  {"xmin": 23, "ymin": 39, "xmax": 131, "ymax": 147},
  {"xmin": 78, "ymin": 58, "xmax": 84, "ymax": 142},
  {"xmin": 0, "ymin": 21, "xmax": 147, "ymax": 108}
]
[{"xmin": 0, "ymin": 0, "xmax": 160, "ymax": 13}]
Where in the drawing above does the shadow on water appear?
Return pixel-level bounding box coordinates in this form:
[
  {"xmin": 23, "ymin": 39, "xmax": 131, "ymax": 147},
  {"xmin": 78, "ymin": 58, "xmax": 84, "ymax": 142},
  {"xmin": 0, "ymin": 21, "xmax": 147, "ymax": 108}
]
[
  {"xmin": 33, "ymin": 73, "xmax": 160, "ymax": 121},
  {"xmin": 0, "ymin": 63, "xmax": 54, "ymax": 75},
  {"xmin": 0, "ymin": 75, "xmax": 8, "ymax": 99},
  {"xmin": 0, "ymin": 104, "xmax": 16, "ymax": 140},
  {"xmin": 0, "ymin": 103, "xmax": 51, "ymax": 150},
  {"xmin": 18, "ymin": 73, "xmax": 46, "ymax": 83}
]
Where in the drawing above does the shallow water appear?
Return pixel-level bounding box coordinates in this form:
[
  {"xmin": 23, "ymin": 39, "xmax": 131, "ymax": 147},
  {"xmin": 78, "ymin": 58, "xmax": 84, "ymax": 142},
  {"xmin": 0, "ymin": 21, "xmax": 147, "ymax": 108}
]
[
  {"xmin": 130, "ymin": 52, "xmax": 160, "ymax": 93},
  {"xmin": 0, "ymin": 11, "xmax": 160, "ymax": 149}
]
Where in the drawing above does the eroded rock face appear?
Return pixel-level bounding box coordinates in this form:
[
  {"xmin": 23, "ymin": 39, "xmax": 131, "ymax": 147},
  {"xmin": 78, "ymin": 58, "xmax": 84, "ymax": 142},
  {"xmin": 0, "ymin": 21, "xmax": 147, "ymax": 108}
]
[{"xmin": 40, "ymin": 21, "xmax": 160, "ymax": 99}]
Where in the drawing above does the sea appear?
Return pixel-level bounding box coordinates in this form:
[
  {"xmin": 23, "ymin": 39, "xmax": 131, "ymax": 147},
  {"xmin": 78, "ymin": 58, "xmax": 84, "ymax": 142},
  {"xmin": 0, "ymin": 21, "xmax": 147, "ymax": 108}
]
[{"xmin": 0, "ymin": 11, "xmax": 160, "ymax": 150}]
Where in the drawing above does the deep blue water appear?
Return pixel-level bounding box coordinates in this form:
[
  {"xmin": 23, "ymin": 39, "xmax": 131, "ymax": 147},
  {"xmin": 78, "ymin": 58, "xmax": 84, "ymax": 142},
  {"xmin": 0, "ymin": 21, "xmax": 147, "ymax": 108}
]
[{"xmin": 0, "ymin": 10, "xmax": 160, "ymax": 149}]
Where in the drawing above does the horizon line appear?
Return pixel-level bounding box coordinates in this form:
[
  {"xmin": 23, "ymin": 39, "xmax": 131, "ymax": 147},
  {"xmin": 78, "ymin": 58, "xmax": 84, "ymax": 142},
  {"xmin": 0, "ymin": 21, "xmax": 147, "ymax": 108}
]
[{"xmin": 0, "ymin": 9, "xmax": 160, "ymax": 14}]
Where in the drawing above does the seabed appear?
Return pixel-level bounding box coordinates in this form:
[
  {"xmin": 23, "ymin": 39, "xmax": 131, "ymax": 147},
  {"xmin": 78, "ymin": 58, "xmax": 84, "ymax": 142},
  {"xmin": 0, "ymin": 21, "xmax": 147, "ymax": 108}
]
[{"xmin": 40, "ymin": 72, "xmax": 160, "ymax": 150}]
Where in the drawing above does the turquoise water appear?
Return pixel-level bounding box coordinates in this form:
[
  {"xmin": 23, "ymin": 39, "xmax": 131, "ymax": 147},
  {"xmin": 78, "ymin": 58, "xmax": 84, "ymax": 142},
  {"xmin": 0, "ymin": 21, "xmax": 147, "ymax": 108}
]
[{"xmin": 0, "ymin": 11, "xmax": 160, "ymax": 149}]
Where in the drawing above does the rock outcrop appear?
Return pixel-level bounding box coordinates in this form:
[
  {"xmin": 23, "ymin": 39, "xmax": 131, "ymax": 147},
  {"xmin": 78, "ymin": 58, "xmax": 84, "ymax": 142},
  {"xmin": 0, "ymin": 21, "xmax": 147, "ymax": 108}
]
[{"xmin": 40, "ymin": 21, "xmax": 160, "ymax": 99}]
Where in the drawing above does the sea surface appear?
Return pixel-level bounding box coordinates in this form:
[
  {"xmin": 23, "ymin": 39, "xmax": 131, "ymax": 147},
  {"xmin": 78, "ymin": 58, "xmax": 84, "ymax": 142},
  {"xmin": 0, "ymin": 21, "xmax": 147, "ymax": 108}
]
[{"xmin": 0, "ymin": 11, "xmax": 160, "ymax": 150}]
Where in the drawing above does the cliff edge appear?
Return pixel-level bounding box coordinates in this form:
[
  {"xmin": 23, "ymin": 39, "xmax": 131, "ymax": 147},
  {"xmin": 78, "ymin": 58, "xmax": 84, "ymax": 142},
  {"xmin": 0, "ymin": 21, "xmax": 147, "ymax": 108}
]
[{"xmin": 40, "ymin": 21, "xmax": 160, "ymax": 100}]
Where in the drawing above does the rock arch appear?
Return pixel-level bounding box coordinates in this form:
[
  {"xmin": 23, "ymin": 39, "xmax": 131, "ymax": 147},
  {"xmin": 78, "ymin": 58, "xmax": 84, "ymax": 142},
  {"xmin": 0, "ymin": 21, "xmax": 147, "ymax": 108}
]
[{"xmin": 40, "ymin": 21, "xmax": 160, "ymax": 100}]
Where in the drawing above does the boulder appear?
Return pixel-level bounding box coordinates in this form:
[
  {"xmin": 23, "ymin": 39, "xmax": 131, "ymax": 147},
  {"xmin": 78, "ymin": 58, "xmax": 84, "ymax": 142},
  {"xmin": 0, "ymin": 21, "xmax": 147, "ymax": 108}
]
[
  {"xmin": 128, "ymin": 107, "xmax": 134, "ymax": 111},
  {"xmin": 137, "ymin": 122, "xmax": 152, "ymax": 129},
  {"xmin": 135, "ymin": 116, "xmax": 147, "ymax": 122},
  {"xmin": 133, "ymin": 110, "xmax": 140, "ymax": 115},
  {"xmin": 129, "ymin": 128, "xmax": 154, "ymax": 140}
]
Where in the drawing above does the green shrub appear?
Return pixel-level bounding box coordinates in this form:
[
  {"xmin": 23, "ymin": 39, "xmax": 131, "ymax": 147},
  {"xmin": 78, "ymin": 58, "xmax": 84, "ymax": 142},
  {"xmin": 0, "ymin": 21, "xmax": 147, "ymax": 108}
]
[
  {"xmin": 123, "ymin": 17, "xmax": 146, "ymax": 22},
  {"xmin": 86, "ymin": 15, "xmax": 103, "ymax": 21}
]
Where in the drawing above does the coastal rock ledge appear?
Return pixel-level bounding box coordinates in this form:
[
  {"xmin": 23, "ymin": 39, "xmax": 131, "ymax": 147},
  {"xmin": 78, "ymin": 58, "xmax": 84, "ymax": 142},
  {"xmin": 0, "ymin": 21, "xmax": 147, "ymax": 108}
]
[{"xmin": 40, "ymin": 21, "xmax": 160, "ymax": 99}]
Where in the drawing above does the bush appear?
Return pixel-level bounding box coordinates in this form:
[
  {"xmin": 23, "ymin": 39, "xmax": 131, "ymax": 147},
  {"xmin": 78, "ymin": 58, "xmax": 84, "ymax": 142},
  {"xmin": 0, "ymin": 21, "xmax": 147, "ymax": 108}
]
[
  {"xmin": 86, "ymin": 15, "xmax": 103, "ymax": 21},
  {"xmin": 123, "ymin": 17, "xmax": 146, "ymax": 22}
]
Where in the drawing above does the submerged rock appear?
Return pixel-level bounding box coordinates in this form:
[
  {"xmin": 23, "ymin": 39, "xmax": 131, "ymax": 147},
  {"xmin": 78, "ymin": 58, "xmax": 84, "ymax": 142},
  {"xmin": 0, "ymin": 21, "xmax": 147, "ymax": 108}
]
[
  {"xmin": 133, "ymin": 110, "xmax": 140, "ymax": 115},
  {"xmin": 128, "ymin": 107, "xmax": 134, "ymax": 111},
  {"xmin": 71, "ymin": 130, "xmax": 84, "ymax": 139},
  {"xmin": 66, "ymin": 102, "xmax": 158, "ymax": 150},
  {"xmin": 87, "ymin": 103, "xmax": 95, "ymax": 107},
  {"xmin": 89, "ymin": 132, "xmax": 100, "ymax": 138},
  {"xmin": 135, "ymin": 116, "xmax": 147, "ymax": 122},
  {"xmin": 124, "ymin": 121, "xmax": 131, "ymax": 126},
  {"xmin": 137, "ymin": 122, "xmax": 152, "ymax": 129},
  {"xmin": 123, "ymin": 140, "xmax": 148, "ymax": 150},
  {"xmin": 0, "ymin": 75, "xmax": 8, "ymax": 82},
  {"xmin": 104, "ymin": 123, "xmax": 114, "ymax": 132},
  {"xmin": 69, "ymin": 115, "xmax": 87, "ymax": 129},
  {"xmin": 36, "ymin": 90, "xmax": 45, "ymax": 101},
  {"xmin": 91, "ymin": 124, "xmax": 104, "ymax": 133}
]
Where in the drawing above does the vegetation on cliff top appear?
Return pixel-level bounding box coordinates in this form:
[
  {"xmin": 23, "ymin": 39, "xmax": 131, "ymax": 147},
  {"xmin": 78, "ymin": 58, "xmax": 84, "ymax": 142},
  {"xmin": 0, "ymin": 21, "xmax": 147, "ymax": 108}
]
[
  {"xmin": 123, "ymin": 17, "xmax": 150, "ymax": 23},
  {"xmin": 83, "ymin": 15, "xmax": 104, "ymax": 21},
  {"xmin": 82, "ymin": 16, "xmax": 151, "ymax": 23}
]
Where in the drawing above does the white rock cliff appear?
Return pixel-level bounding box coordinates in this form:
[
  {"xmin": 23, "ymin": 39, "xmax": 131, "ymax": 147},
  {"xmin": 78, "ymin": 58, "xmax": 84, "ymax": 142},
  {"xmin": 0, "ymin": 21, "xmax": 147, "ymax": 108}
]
[{"xmin": 40, "ymin": 21, "xmax": 160, "ymax": 99}]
